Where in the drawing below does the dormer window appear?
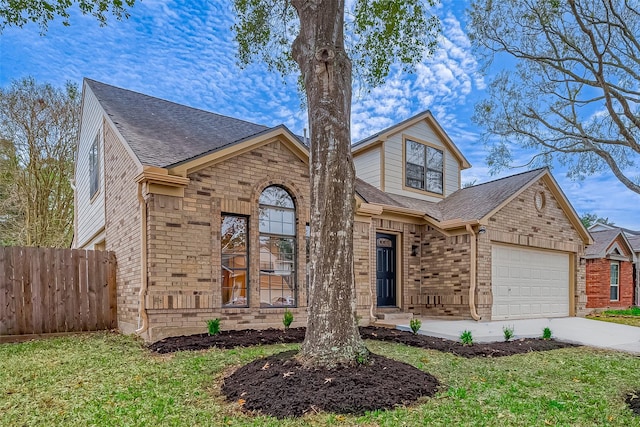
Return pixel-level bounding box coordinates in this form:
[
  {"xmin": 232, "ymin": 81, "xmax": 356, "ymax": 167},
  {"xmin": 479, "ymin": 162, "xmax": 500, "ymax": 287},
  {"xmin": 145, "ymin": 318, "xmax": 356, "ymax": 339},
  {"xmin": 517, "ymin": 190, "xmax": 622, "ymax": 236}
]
[
  {"xmin": 405, "ymin": 139, "xmax": 443, "ymax": 195},
  {"xmin": 89, "ymin": 134, "xmax": 100, "ymax": 199}
]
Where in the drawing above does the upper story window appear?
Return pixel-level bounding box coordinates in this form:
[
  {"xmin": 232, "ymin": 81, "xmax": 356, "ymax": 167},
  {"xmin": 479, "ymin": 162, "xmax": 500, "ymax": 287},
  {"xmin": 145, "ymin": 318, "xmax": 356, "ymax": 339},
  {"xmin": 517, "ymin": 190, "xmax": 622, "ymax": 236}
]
[
  {"xmin": 89, "ymin": 134, "xmax": 100, "ymax": 198},
  {"xmin": 405, "ymin": 139, "xmax": 443, "ymax": 195},
  {"xmin": 259, "ymin": 186, "xmax": 296, "ymax": 307}
]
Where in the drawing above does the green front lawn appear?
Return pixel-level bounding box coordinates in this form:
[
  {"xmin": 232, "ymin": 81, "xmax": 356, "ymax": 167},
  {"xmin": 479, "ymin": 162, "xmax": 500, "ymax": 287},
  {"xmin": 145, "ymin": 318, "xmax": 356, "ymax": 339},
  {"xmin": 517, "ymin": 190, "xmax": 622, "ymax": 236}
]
[
  {"xmin": 1, "ymin": 332, "xmax": 638, "ymax": 426},
  {"xmin": 588, "ymin": 306, "xmax": 640, "ymax": 327}
]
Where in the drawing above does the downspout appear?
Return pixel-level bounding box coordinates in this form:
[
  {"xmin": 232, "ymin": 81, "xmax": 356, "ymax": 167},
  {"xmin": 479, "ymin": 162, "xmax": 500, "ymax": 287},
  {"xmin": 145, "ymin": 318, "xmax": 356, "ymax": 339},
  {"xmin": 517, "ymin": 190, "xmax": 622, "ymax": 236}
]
[
  {"xmin": 135, "ymin": 181, "xmax": 149, "ymax": 335},
  {"xmin": 466, "ymin": 224, "xmax": 481, "ymax": 320}
]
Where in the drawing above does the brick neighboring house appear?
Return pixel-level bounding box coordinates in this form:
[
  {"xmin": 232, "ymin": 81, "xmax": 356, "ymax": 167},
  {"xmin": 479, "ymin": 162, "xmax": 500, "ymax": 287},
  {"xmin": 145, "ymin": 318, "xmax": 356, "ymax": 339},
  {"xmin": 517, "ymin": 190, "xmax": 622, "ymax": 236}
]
[
  {"xmin": 631, "ymin": 236, "xmax": 640, "ymax": 306},
  {"xmin": 585, "ymin": 229, "xmax": 636, "ymax": 309},
  {"xmin": 588, "ymin": 223, "xmax": 640, "ymax": 307},
  {"xmin": 74, "ymin": 79, "xmax": 593, "ymax": 341}
]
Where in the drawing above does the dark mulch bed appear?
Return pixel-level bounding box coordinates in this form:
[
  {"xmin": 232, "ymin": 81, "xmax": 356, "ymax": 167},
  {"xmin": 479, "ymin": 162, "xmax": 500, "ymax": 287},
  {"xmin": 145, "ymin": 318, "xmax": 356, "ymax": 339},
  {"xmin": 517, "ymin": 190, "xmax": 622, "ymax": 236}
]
[
  {"xmin": 148, "ymin": 326, "xmax": 584, "ymax": 418},
  {"xmin": 221, "ymin": 350, "xmax": 439, "ymax": 418},
  {"xmin": 627, "ymin": 392, "xmax": 640, "ymax": 416},
  {"xmin": 149, "ymin": 325, "xmax": 577, "ymax": 357}
]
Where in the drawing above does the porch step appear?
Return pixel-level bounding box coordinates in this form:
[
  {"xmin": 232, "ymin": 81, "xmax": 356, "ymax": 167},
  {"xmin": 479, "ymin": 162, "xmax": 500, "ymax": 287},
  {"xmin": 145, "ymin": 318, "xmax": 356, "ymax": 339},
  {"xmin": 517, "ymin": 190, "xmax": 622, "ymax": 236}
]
[{"xmin": 373, "ymin": 311, "xmax": 413, "ymax": 328}]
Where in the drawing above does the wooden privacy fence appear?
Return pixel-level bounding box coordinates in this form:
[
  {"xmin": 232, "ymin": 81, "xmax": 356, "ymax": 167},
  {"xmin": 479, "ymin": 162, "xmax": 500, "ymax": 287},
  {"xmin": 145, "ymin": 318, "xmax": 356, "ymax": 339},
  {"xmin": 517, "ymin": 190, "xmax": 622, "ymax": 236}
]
[{"xmin": 0, "ymin": 247, "xmax": 117, "ymax": 340}]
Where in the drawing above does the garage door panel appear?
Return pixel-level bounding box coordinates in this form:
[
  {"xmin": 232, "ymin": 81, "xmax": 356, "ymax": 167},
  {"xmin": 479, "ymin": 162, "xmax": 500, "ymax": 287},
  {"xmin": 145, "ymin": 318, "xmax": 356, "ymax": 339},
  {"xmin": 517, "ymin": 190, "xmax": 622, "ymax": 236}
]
[{"xmin": 492, "ymin": 245, "xmax": 569, "ymax": 320}]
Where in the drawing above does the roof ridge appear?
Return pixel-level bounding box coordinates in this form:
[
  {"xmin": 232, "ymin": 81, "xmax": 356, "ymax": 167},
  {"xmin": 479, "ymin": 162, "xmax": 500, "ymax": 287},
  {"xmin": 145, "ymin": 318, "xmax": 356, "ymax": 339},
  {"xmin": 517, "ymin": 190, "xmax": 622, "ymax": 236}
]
[
  {"xmin": 84, "ymin": 78, "xmax": 268, "ymax": 129},
  {"xmin": 352, "ymin": 109, "xmax": 432, "ymax": 147},
  {"xmin": 465, "ymin": 167, "xmax": 548, "ymax": 189}
]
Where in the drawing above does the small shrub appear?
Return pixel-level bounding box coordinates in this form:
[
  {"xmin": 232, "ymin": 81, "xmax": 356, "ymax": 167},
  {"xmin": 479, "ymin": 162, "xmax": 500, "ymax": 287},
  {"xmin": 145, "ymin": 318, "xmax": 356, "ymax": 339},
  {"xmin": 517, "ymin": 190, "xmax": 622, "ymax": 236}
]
[
  {"xmin": 542, "ymin": 327, "xmax": 552, "ymax": 340},
  {"xmin": 207, "ymin": 318, "xmax": 221, "ymax": 336},
  {"xmin": 283, "ymin": 309, "xmax": 294, "ymax": 329},
  {"xmin": 460, "ymin": 330, "xmax": 473, "ymax": 346},
  {"xmin": 409, "ymin": 318, "xmax": 422, "ymax": 334},
  {"xmin": 503, "ymin": 325, "xmax": 515, "ymax": 342}
]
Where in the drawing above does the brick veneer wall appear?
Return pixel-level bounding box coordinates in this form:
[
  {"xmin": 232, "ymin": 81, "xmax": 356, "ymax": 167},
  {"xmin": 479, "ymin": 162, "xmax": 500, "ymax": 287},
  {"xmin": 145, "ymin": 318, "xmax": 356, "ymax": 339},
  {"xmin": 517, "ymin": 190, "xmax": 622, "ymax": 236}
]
[
  {"xmin": 103, "ymin": 124, "xmax": 141, "ymax": 334},
  {"xmin": 417, "ymin": 228, "xmax": 471, "ymax": 318},
  {"xmin": 144, "ymin": 140, "xmax": 312, "ymax": 341},
  {"xmin": 477, "ymin": 179, "xmax": 587, "ymax": 319},
  {"xmin": 586, "ymin": 258, "xmax": 634, "ymax": 309},
  {"xmin": 353, "ymin": 219, "xmax": 373, "ymax": 321},
  {"xmin": 357, "ymin": 218, "xmax": 423, "ymax": 317}
]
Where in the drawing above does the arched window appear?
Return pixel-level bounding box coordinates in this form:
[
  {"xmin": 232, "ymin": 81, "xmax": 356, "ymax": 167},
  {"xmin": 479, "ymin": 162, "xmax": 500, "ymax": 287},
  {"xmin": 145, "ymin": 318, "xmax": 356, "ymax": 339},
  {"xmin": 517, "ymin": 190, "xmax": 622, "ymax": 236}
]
[{"xmin": 259, "ymin": 186, "xmax": 296, "ymax": 307}]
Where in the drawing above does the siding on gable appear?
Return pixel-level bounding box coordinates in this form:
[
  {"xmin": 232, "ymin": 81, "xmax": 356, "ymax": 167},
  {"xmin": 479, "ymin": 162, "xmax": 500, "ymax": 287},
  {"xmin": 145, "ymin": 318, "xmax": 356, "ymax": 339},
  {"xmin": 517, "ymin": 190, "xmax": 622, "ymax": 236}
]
[
  {"xmin": 382, "ymin": 120, "xmax": 460, "ymax": 201},
  {"xmin": 353, "ymin": 146, "xmax": 381, "ymax": 189},
  {"xmin": 75, "ymin": 85, "xmax": 106, "ymax": 248}
]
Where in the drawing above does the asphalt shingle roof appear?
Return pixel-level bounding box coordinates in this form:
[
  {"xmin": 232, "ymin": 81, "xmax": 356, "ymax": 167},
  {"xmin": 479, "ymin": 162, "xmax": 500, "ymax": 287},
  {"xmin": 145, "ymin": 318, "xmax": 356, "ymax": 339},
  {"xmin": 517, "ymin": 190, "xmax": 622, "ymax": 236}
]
[
  {"xmin": 85, "ymin": 79, "xmax": 270, "ymax": 168},
  {"xmin": 627, "ymin": 235, "xmax": 640, "ymax": 252},
  {"xmin": 436, "ymin": 168, "xmax": 547, "ymax": 222},
  {"xmin": 585, "ymin": 229, "xmax": 625, "ymax": 258},
  {"xmin": 356, "ymin": 168, "xmax": 549, "ymax": 223}
]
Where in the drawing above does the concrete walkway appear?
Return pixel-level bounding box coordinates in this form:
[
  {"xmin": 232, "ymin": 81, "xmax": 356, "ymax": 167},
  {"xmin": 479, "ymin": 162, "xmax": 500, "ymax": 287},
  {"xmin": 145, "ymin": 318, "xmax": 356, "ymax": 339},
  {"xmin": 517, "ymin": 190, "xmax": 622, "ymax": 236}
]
[{"xmin": 397, "ymin": 317, "xmax": 640, "ymax": 355}]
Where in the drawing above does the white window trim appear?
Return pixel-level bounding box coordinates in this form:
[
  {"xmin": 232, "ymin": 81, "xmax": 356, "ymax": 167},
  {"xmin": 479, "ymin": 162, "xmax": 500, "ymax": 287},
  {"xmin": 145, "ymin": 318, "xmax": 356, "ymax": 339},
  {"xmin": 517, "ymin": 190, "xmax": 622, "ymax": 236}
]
[{"xmin": 610, "ymin": 261, "xmax": 619, "ymax": 302}]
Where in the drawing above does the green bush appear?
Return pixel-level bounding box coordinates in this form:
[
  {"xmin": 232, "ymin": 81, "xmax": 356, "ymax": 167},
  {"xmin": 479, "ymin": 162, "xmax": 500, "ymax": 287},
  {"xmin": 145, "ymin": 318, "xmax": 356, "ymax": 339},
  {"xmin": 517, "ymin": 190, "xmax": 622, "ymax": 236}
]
[
  {"xmin": 460, "ymin": 330, "xmax": 473, "ymax": 346},
  {"xmin": 542, "ymin": 327, "xmax": 552, "ymax": 340},
  {"xmin": 207, "ymin": 318, "xmax": 221, "ymax": 336},
  {"xmin": 283, "ymin": 309, "xmax": 294, "ymax": 329},
  {"xmin": 409, "ymin": 318, "xmax": 422, "ymax": 334},
  {"xmin": 503, "ymin": 325, "xmax": 515, "ymax": 342}
]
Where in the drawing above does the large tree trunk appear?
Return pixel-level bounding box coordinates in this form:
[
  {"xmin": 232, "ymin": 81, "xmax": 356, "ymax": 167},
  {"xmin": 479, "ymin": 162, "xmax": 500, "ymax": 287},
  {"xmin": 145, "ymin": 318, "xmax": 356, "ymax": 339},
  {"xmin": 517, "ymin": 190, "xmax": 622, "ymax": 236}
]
[{"xmin": 291, "ymin": 0, "xmax": 368, "ymax": 368}]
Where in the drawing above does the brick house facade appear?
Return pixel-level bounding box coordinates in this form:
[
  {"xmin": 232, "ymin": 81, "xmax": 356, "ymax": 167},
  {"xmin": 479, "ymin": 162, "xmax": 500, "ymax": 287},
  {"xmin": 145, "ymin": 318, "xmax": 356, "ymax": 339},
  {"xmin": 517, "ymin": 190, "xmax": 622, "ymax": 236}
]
[
  {"xmin": 75, "ymin": 80, "xmax": 593, "ymax": 341},
  {"xmin": 585, "ymin": 230, "xmax": 635, "ymax": 310}
]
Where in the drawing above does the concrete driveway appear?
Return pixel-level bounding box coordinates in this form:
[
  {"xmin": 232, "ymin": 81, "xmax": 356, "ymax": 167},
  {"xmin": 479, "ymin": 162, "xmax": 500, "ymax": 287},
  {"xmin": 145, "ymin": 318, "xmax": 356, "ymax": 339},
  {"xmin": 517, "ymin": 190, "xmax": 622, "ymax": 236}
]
[{"xmin": 397, "ymin": 317, "xmax": 640, "ymax": 355}]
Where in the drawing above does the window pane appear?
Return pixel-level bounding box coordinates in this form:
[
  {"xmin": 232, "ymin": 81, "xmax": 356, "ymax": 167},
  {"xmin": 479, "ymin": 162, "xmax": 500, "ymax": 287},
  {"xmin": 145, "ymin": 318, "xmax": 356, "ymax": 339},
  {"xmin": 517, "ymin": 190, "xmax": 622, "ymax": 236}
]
[
  {"xmin": 221, "ymin": 215, "xmax": 248, "ymax": 306},
  {"xmin": 426, "ymin": 170, "xmax": 443, "ymax": 194},
  {"xmin": 427, "ymin": 146, "xmax": 443, "ymax": 169},
  {"xmin": 406, "ymin": 140, "xmax": 425, "ymax": 166},
  {"xmin": 259, "ymin": 186, "xmax": 294, "ymax": 208},
  {"xmin": 89, "ymin": 136, "xmax": 100, "ymax": 197},
  {"xmin": 406, "ymin": 163, "xmax": 424, "ymax": 189},
  {"xmin": 259, "ymin": 236, "xmax": 296, "ymax": 307},
  {"xmin": 610, "ymin": 263, "xmax": 619, "ymax": 285},
  {"xmin": 610, "ymin": 285, "xmax": 618, "ymax": 301}
]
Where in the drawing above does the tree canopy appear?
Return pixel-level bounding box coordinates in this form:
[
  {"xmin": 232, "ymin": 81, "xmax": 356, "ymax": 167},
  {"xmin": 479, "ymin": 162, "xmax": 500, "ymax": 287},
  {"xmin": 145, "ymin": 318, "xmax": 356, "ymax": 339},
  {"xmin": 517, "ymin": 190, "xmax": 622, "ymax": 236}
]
[
  {"xmin": 469, "ymin": 0, "xmax": 640, "ymax": 195},
  {"xmin": 580, "ymin": 212, "xmax": 615, "ymax": 229},
  {"xmin": 0, "ymin": 77, "xmax": 79, "ymax": 247},
  {"xmin": 0, "ymin": 0, "xmax": 135, "ymax": 33}
]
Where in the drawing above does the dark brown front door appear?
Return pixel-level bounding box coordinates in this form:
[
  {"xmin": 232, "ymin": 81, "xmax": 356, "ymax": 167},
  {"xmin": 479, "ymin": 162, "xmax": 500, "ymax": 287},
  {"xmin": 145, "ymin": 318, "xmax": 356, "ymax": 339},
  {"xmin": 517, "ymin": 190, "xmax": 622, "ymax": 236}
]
[{"xmin": 376, "ymin": 233, "xmax": 396, "ymax": 307}]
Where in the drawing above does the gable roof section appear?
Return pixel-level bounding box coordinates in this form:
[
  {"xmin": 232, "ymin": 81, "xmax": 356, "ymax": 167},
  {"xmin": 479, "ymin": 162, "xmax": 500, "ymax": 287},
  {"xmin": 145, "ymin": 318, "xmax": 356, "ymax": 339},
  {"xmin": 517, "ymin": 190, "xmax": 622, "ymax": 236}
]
[
  {"xmin": 437, "ymin": 169, "xmax": 546, "ymax": 223},
  {"xmin": 356, "ymin": 167, "xmax": 591, "ymax": 244},
  {"xmin": 85, "ymin": 79, "xmax": 271, "ymax": 168},
  {"xmin": 352, "ymin": 110, "xmax": 471, "ymax": 170},
  {"xmin": 586, "ymin": 229, "xmax": 634, "ymax": 260}
]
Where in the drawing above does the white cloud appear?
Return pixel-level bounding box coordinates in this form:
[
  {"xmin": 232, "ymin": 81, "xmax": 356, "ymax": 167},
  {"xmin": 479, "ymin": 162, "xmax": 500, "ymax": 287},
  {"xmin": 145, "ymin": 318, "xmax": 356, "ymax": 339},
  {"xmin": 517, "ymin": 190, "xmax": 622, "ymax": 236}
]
[{"xmin": 2, "ymin": 0, "xmax": 637, "ymax": 229}]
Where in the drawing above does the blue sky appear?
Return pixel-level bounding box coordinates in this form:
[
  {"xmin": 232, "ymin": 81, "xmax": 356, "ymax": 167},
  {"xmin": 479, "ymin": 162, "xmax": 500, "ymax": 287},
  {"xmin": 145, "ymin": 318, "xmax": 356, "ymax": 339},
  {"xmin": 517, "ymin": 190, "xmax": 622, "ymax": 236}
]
[{"xmin": 1, "ymin": 0, "xmax": 638, "ymax": 229}]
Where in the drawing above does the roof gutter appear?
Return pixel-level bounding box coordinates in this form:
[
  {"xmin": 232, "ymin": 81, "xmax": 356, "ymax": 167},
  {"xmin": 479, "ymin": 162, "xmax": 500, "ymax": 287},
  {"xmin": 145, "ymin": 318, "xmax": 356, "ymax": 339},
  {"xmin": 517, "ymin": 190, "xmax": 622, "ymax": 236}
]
[{"xmin": 466, "ymin": 224, "xmax": 481, "ymax": 321}]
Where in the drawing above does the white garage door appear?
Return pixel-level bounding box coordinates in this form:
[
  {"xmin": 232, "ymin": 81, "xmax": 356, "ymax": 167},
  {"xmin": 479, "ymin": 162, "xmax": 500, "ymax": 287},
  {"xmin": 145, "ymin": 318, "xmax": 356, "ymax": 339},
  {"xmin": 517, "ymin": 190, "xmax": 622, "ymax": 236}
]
[{"xmin": 492, "ymin": 245, "xmax": 569, "ymax": 320}]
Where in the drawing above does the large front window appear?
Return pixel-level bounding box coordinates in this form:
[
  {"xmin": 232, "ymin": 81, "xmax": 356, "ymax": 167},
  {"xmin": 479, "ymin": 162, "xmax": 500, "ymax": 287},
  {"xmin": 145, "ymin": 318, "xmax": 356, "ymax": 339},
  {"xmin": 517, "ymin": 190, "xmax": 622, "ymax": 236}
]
[
  {"xmin": 405, "ymin": 139, "xmax": 443, "ymax": 194},
  {"xmin": 259, "ymin": 186, "xmax": 296, "ymax": 307},
  {"xmin": 610, "ymin": 262, "xmax": 619, "ymax": 301},
  {"xmin": 221, "ymin": 215, "xmax": 248, "ymax": 306}
]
